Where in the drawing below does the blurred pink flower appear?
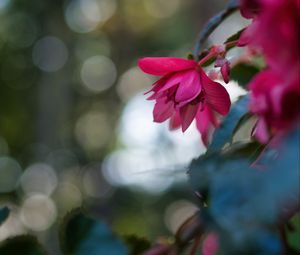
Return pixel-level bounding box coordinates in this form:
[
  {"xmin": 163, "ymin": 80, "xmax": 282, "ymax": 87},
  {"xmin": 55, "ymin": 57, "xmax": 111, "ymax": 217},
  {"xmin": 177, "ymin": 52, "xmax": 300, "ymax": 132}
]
[
  {"xmin": 249, "ymin": 70, "xmax": 300, "ymax": 143},
  {"xmin": 238, "ymin": 0, "xmax": 300, "ymax": 142},
  {"xmin": 239, "ymin": 0, "xmax": 261, "ymax": 19},
  {"xmin": 202, "ymin": 233, "xmax": 219, "ymax": 255},
  {"xmin": 239, "ymin": 0, "xmax": 300, "ymax": 80},
  {"xmin": 138, "ymin": 57, "xmax": 231, "ymax": 146}
]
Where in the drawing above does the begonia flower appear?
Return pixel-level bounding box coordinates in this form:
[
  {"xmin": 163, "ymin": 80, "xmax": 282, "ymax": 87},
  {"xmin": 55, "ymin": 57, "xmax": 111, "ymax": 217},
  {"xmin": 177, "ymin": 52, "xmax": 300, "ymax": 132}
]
[
  {"xmin": 249, "ymin": 70, "xmax": 300, "ymax": 143},
  {"xmin": 239, "ymin": 0, "xmax": 300, "ymax": 80},
  {"xmin": 239, "ymin": 0, "xmax": 262, "ymax": 19},
  {"xmin": 138, "ymin": 57, "xmax": 231, "ymax": 146}
]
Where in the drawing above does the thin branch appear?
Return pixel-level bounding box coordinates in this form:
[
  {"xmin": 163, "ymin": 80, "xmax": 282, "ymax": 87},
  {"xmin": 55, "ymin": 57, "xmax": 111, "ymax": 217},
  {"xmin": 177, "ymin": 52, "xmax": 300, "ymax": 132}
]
[
  {"xmin": 189, "ymin": 236, "xmax": 202, "ymax": 255},
  {"xmin": 193, "ymin": 0, "xmax": 239, "ymax": 59}
]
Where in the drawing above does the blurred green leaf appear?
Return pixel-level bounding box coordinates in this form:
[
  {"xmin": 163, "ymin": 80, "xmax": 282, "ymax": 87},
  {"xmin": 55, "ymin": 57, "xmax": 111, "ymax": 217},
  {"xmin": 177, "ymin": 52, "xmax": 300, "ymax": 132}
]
[
  {"xmin": 222, "ymin": 141, "xmax": 264, "ymax": 161},
  {"xmin": 209, "ymin": 95, "xmax": 250, "ymax": 152},
  {"xmin": 123, "ymin": 235, "xmax": 151, "ymax": 255},
  {"xmin": 287, "ymin": 213, "xmax": 300, "ymax": 252},
  {"xmin": 230, "ymin": 63, "xmax": 260, "ymax": 88},
  {"xmin": 0, "ymin": 235, "xmax": 47, "ymax": 255},
  {"xmin": 225, "ymin": 28, "xmax": 245, "ymax": 44},
  {"xmin": 60, "ymin": 209, "xmax": 129, "ymax": 255},
  {"xmin": 0, "ymin": 206, "xmax": 9, "ymax": 226}
]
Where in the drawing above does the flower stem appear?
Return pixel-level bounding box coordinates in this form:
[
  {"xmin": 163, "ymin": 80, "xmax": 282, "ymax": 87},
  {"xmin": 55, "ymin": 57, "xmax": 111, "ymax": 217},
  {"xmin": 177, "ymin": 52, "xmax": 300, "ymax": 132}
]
[{"xmin": 198, "ymin": 40, "xmax": 239, "ymax": 66}]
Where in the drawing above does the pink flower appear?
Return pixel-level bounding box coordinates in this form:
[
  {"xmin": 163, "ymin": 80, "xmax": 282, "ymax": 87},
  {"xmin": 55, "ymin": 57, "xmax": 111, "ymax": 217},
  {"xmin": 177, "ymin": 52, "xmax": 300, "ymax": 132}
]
[
  {"xmin": 249, "ymin": 70, "xmax": 300, "ymax": 143},
  {"xmin": 239, "ymin": 0, "xmax": 262, "ymax": 19},
  {"xmin": 202, "ymin": 233, "xmax": 219, "ymax": 255},
  {"xmin": 138, "ymin": 57, "xmax": 231, "ymax": 146},
  {"xmin": 239, "ymin": 0, "xmax": 300, "ymax": 80}
]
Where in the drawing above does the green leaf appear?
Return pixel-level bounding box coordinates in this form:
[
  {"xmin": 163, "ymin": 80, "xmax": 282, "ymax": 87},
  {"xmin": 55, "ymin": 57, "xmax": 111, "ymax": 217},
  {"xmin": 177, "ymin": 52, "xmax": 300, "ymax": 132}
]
[
  {"xmin": 123, "ymin": 235, "xmax": 151, "ymax": 255},
  {"xmin": 0, "ymin": 206, "xmax": 9, "ymax": 226},
  {"xmin": 287, "ymin": 213, "xmax": 300, "ymax": 252},
  {"xmin": 0, "ymin": 235, "xmax": 47, "ymax": 255},
  {"xmin": 222, "ymin": 141, "xmax": 264, "ymax": 161},
  {"xmin": 209, "ymin": 95, "xmax": 250, "ymax": 152},
  {"xmin": 225, "ymin": 28, "xmax": 245, "ymax": 44},
  {"xmin": 60, "ymin": 209, "xmax": 129, "ymax": 255},
  {"xmin": 187, "ymin": 53, "xmax": 194, "ymax": 60},
  {"xmin": 230, "ymin": 63, "xmax": 260, "ymax": 88}
]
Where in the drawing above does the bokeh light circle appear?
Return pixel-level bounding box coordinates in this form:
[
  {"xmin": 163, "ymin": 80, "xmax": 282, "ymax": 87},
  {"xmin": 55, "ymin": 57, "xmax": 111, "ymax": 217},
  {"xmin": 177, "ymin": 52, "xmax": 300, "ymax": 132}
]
[
  {"xmin": 80, "ymin": 55, "xmax": 117, "ymax": 93},
  {"xmin": 75, "ymin": 111, "xmax": 110, "ymax": 151},
  {"xmin": 143, "ymin": 0, "xmax": 180, "ymax": 19},
  {"xmin": 65, "ymin": 0, "xmax": 116, "ymax": 33},
  {"xmin": 20, "ymin": 194, "xmax": 57, "ymax": 232},
  {"xmin": 20, "ymin": 163, "xmax": 58, "ymax": 196},
  {"xmin": 53, "ymin": 182, "xmax": 82, "ymax": 215},
  {"xmin": 32, "ymin": 36, "xmax": 68, "ymax": 72}
]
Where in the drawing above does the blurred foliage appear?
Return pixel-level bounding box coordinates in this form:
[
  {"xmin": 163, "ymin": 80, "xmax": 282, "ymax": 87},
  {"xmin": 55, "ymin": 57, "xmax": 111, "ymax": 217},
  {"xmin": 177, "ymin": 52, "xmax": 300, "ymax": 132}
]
[
  {"xmin": 287, "ymin": 213, "xmax": 300, "ymax": 253},
  {"xmin": 0, "ymin": 0, "xmax": 224, "ymax": 254},
  {"xmin": 0, "ymin": 207, "xmax": 9, "ymax": 226},
  {"xmin": 0, "ymin": 0, "xmax": 299, "ymax": 254},
  {"xmin": 230, "ymin": 63, "xmax": 260, "ymax": 88},
  {"xmin": 60, "ymin": 210, "xmax": 128, "ymax": 255},
  {"xmin": 188, "ymin": 102, "xmax": 300, "ymax": 254},
  {"xmin": 209, "ymin": 95, "xmax": 250, "ymax": 152},
  {"xmin": 0, "ymin": 235, "xmax": 47, "ymax": 255}
]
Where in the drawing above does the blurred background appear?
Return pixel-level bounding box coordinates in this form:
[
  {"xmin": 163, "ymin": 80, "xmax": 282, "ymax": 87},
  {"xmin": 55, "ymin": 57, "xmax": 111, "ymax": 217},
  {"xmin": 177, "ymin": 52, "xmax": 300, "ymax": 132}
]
[{"xmin": 0, "ymin": 0, "xmax": 247, "ymax": 254}]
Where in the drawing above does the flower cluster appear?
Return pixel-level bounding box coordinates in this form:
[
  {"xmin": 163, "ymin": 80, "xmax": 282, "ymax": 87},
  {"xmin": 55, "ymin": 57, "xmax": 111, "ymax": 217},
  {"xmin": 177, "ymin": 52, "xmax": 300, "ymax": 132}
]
[
  {"xmin": 138, "ymin": 0, "xmax": 299, "ymax": 146},
  {"xmin": 240, "ymin": 0, "xmax": 300, "ymax": 142}
]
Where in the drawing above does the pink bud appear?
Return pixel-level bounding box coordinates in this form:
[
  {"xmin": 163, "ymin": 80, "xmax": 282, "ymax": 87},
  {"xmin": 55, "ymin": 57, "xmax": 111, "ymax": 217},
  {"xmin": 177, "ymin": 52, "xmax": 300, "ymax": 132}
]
[
  {"xmin": 211, "ymin": 44, "xmax": 226, "ymax": 54},
  {"xmin": 220, "ymin": 61, "xmax": 230, "ymax": 84}
]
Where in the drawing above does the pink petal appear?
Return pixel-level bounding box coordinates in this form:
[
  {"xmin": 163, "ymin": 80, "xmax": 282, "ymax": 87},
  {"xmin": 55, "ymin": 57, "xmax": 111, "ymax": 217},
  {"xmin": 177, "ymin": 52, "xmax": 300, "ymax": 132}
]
[
  {"xmin": 254, "ymin": 118, "xmax": 269, "ymax": 143},
  {"xmin": 153, "ymin": 98, "xmax": 174, "ymax": 123},
  {"xmin": 158, "ymin": 71, "xmax": 186, "ymax": 92},
  {"xmin": 237, "ymin": 22, "xmax": 258, "ymax": 47},
  {"xmin": 145, "ymin": 76, "xmax": 168, "ymax": 100},
  {"xmin": 270, "ymin": 85, "xmax": 285, "ymax": 116},
  {"xmin": 179, "ymin": 103, "xmax": 199, "ymax": 132},
  {"xmin": 201, "ymin": 70, "xmax": 231, "ymax": 115},
  {"xmin": 175, "ymin": 70, "xmax": 202, "ymax": 104},
  {"xmin": 169, "ymin": 111, "xmax": 181, "ymax": 130},
  {"xmin": 138, "ymin": 57, "xmax": 197, "ymax": 76},
  {"xmin": 196, "ymin": 106, "xmax": 218, "ymax": 146},
  {"xmin": 202, "ymin": 233, "xmax": 219, "ymax": 255}
]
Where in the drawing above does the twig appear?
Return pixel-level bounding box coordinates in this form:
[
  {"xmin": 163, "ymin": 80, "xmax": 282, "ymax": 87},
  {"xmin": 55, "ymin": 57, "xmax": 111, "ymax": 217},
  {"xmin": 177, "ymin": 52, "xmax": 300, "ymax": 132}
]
[
  {"xmin": 189, "ymin": 236, "xmax": 202, "ymax": 255},
  {"xmin": 193, "ymin": 0, "xmax": 239, "ymax": 59}
]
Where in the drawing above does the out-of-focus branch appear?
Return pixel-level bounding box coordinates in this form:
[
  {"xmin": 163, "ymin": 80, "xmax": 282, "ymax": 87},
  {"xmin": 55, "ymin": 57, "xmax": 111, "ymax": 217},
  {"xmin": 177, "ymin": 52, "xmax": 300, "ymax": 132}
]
[{"xmin": 193, "ymin": 0, "xmax": 239, "ymax": 59}]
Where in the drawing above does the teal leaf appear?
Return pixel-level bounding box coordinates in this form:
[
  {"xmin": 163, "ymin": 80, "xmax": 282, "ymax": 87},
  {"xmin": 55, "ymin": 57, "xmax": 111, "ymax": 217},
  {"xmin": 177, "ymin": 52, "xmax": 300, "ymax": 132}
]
[
  {"xmin": 190, "ymin": 125, "xmax": 300, "ymax": 254},
  {"xmin": 60, "ymin": 210, "xmax": 129, "ymax": 255},
  {"xmin": 225, "ymin": 28, "xmax": 245, "ymax": 44},
  {"xmin": 209, "ymin": 95, "xmax": 250, "ymax": 152},
  {"xmin": 0, "ymin": 206, "xmax": 9, "ymax": 226}
]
